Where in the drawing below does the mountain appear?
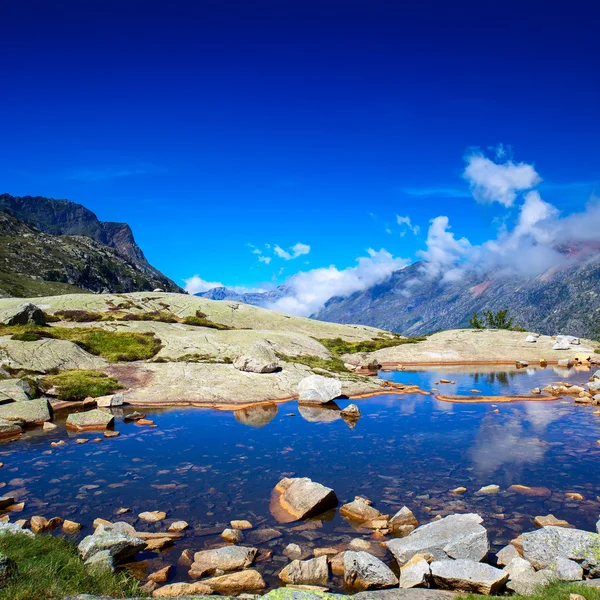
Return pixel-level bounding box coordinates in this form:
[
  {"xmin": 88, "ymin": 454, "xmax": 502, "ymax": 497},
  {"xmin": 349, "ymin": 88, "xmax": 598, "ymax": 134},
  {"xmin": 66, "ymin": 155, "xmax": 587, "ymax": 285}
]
[
  {"xmin": 0, "ymin": 194, "xmax": 183, "ymax": 297},
  {"xmin": 314, "ymin": 254, "xmax": 600, "ymax": 338},
  {"xmin": 196, "ymin": 285, "xmax": 291, "ymax": 307}
]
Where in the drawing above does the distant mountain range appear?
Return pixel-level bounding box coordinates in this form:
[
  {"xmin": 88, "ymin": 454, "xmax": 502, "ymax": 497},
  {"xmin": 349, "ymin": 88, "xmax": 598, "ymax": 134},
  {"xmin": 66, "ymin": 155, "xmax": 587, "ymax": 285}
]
[
  {"xmin": 197, "ymin": 252, "xmax": 600, "ymax": 338},
  {"xmin": 0, "ymin": 193, "xmax": 182, "ymax": 297},
  {"xmin": 197, "ymin": 285, "xmax": 291, "ymax": 306}
]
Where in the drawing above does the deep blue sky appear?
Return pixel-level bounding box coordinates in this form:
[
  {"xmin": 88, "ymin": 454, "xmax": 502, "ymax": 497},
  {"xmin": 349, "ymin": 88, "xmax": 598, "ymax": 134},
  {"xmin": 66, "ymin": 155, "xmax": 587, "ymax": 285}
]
[{"xmin": 1, "ymin": 0, "xmax": 599, "ymax": 291}]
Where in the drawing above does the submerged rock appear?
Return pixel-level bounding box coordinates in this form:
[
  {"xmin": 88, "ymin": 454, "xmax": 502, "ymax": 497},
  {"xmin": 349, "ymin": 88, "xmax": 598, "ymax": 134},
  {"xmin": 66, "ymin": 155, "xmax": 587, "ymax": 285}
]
[
  {"xmin": 340, "ymin": 497, "xmax": 386, "ymax": 523},
  {"xmin": 298, "ymin": 374, "xmax": 342, "ymax": 404},
  {"xmin": 344, "ymin": 551, "xmax": 398, "ymax": 590},
  {"xmin": 431, "ymin": 559, "xmax": 508, "ymax": 594},
  {"xmin": 386, "ymin": 513, "xmax": 489, "ymax": 566},
  {"xmin": 189, "ymin": 545, "xmax": 257, "ymax": 578},
  {"xmin": 279, "ymin": 555, "xmax": 329, "ymax": 586},
  {"xmin": 66, "ymin": 409, "xmax": 114, "ymax": 431},
  {"xmin": 275, "ymin": 477, "xmax": 338, "ymax": 520}
]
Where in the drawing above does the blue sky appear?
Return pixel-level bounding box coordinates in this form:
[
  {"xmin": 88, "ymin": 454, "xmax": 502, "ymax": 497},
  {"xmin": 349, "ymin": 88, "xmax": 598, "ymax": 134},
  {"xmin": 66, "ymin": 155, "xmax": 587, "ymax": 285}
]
[{"xmin": 1, "ymin": 0, "xmax": 599, "ymax": 300}]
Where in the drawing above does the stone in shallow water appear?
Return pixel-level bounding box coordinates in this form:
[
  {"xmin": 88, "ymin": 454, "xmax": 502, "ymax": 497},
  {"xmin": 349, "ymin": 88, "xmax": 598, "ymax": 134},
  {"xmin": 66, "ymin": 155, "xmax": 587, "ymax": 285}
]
[
  {"xmin": 152, "ymin": 581, "xmax": 212, "ymax": 597},
  {"xmin": 189, "ymin": 545, "xmax": 257, "ymax": 578},
  {"xmin": 0, "ymin": 418, "xmax": 22, "ymax": 439},
  {"xmin": 222, "ymin": 527, "xmax": 243, "ymax": 543},
  {"xmin": 343, "ymin": 550, "xmax": 398, "ymax": 590},
  {"xmin": 231, "ymin": 519, "xmax": 253, "ymax": 530},
  {"xmin": 533, "ymin": 514, "xmax": 571, "ymax": 528},
  {"xmin": 279, "ymin": 555, "xmax": 329, "ymax": 586},
  {"xmin": 431, "ymin": 559, "xmax": 508, "ymax": 594},
  {"xmin": 0, "ymin": 398, "xmax": 52, "ymax": 424},
  {"xmin": 78, "ymin": 531, "xmax": 146, "ymax": 563},
  {"xmin": 168, "ymin": 520, "xmax": 188, "ymax": 532},
  {"xmin": 340, "ymin": 404, "xmax": 361, "ymax": 418},
  {"xmin": 400, "ymin": 553, "xmax": 431, "ymax": 588},
  {"xmin": 275, "ymin": 477, "xmax": 338, "ymax": 520},
  {"xmin": 390, "ymin": 506, "xmax": 419, "ymax": 537},
  {"xmin": 340, "ymin": 498, "xmax": 386, "ymax": 523},
  {"xmin": 386, "ymin": 513, "xmax": 489, "ymax": 566},
  {"xmin": 66, "ymin": 409, "xmax": 114, "ymax": 431},
  {"xmin": 201, "ymin": 569, "xmax": 266, "ymax": 594},
  {"xmin": 138, "ymin": 510, "xmax": 166, "ymax": 522}
]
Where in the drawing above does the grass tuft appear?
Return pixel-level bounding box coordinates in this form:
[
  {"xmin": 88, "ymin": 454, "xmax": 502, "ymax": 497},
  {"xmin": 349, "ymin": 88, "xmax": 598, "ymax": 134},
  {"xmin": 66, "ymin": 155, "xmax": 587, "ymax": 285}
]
[
  {"xmin": 40, "ymin": 369, "xmax": 123, "ymax": 401},
  {"xmin": 277, "ymin": 352, "xmax": 349, "ymax": 376},
  {"xmin": 465, "ymin": 581, "xmax": 600, "ymax": 600},
  {"xmin": 317, "ymin": 335, "xmax": 425, "ymax": 355},
  {"xmin": 0, "ymin": 532, "xmax": 146, "ymax": 599}
]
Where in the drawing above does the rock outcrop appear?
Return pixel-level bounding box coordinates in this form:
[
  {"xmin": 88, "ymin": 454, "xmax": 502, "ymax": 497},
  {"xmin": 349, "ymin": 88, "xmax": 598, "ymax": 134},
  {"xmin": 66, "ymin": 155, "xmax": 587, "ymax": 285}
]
[
  {"xmin": 274, "ymin": 477, "xmax": 338, "ymax": 520},
  {"xmin": 344, "ymin": 551, "xmax": 399, "ymax": 590}
]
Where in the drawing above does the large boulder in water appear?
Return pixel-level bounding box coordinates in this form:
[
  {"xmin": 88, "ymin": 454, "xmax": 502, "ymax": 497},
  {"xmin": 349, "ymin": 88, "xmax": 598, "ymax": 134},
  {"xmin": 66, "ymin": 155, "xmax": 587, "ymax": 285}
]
[
  {"xmin": 78, "ymin": 531, "xmax": 146, "ymax": 563},
  {"xmin": 386, "ymin": 513, "xmax": 489, "ymax": 566},
  {"xmin": 0, "ymin": 303, "xmax": 46, "ymax": 326},
  {"xmin": 233, "ymin": 342, "xmax": 279, "ymax": 373},
  {"xmin": 298, "ymin": 374, "xmax": 342, "ymax": 404},
  {"xmin": 522, "ymin": 526, "xmax": 600, "ymax": 576},
  {"xmin": 0, "ymin": 398, "xmax": 52, "ymax": 425},
  {"xmin": 430, "ymin": 559, "xmax": 508, "ymax": 594},
  {"xmin": 189, "ymin": 545, "xmax": 257, "ymax": 578},
  {"xmin": 279, "ymin": 555, "xmax": 329, "ymax": 586},
  {"xmin": 66, "ymin": 409, "xmax": 114, "ymax": 431},
  {"xmin": 274, "ymin": 476, "xmax": 338, "ymax": 520},
  {"xmin": 344, "ymin": 550, "xmax": 399, "ymax": 590}
]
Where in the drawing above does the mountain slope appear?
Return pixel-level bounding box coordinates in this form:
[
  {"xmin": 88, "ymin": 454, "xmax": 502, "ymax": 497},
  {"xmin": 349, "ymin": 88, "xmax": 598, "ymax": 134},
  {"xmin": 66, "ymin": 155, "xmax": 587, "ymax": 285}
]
[
  {"xmin": 314, "ymin": 257, "xmax": 600, "ymax": 338},
  {"xmin": 196, "ymin": 285, "xmax": 290, "ymax": 306},
  {"xmin": 0, "ymin": 208, "xmax": 183, "ymax": 297}
]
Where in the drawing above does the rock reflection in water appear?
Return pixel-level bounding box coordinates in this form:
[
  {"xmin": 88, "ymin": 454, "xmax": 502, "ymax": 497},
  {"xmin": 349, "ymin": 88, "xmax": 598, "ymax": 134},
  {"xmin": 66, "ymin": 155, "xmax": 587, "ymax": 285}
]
[
  {"xmin": 298, "ymin": 402, "xmax": 341, "ymax": 423},
  {"xmin": 234, "ymin": 404, "xmax": 278, "ymax": 427}
]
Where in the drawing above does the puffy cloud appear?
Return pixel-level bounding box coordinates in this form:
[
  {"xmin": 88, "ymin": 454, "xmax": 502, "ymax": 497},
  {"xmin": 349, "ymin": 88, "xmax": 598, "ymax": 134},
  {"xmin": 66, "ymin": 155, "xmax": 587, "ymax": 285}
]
[
  {"xmin": 463, "ymin": 152, "xmax": 541, "ymax": 207},
  {"xmin": 274, "ymin": 242, "xmax": 311, "ymax": 260},
  {"xmin": 267, "ymin": 248, "xmax": 409, "ymax": 317},
  {"xmin": 417, "ymin": 216, "xmax": 471, "ymax": 281},
  {"xmin": 184, "ymin": 275, "xmax": 224, "ymax": 294},
  {"xmin": 396, "ymin": 215, "xmax": 420, "ymax": 236},
  {"xmin": 258, "ymin": 256, "xmax": 272, "ymax": 264}
]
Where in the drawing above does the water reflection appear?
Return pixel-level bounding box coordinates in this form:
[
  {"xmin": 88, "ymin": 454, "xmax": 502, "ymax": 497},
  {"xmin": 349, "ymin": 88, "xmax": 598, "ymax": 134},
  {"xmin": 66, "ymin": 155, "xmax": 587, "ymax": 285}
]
[
  {"xmin": 298, "ymin": 402, "xmax": 341, "ymax": 423},
  {"xmin": 234, "ymin": 404, "xmax": 278, "ymax": 427}
]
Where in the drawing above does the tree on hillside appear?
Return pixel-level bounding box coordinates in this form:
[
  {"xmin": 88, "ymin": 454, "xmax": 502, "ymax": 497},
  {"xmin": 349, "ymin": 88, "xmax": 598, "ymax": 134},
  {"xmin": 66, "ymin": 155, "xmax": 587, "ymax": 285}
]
[{"xmin": 469, "ymin": 309, "xmax": 515, "ymax": 330}]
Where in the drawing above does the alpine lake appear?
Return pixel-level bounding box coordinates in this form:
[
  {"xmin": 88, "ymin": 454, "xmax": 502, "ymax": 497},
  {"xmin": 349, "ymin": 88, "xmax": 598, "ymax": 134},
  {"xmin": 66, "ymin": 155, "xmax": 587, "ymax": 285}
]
[{"xmin": 1, "ymin": 365, "xmax": 599, "ymax": 592}]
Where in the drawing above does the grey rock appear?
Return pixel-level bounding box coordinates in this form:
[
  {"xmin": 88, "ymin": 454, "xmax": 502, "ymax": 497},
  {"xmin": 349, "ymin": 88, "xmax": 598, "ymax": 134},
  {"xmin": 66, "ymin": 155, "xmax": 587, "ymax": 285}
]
[
  {"xmin": 344, "ymin": 551, "xmax": 398, "ymax": 590},
  {"xmin": 0, "ymin": 398, "xmax": 52, "ymax": 424},
  {"xmin": 94, "ymin": 521, "xmax": 136, "ymax": 536},
  {"xmin": 430, "ymin": 559, "xmax": 508, "ymax": 594},
  {"xmin": 0, "ymin": 302, "xmax": 46, "ymax": 326},
  {"xmin": 0, "ymin": 521, "xmax": 34, "ymax": 537},
  {"xmin": 78, "ymin": 531, "xmax": 146, "ymax": 563},
  {"xmin": 354, "ymin": 591, "xmax": 457, "ymax": 600},
  {"xmin": 504, "ymin": 557, "xmax": 535, "ymax": 580},
  {"xmin": 390, "ymin": 506, "xmax": 419, "ymax": 537},
  {"xmin": 189, "ymin": 545, "xmax": 257, "ymax": 578},
  {"xmin": 340, "ymin": 404, "xmax": 361, "ymax": 418},
  {"xmin": 0, "ymin": 418, "xmax": 22, "ymax": 438},
  {"xmin": 298, "ymin": 374, "xmax": 342, "ymax": 403},
  {"xmin": 587, "ymin": 381, "xmax": 600, "ymax": 394},
  {"xmin": 0, "ymin": 379, "xmax": 32, "ymax": 403},
  {"xmin": 557, "ymin": 335, "xmax": 580, "ymax": 345},
  {"xmin": 400, "ymin": 554, "xmax": 431, "ymax": 588},
  {"xmin": 553, "ymin": 342, "xmax": 571, "ymax": 351},
  {"xmin": 591, "ymin": 370, "xmax": 600, "ymax": 381},
  {"xmin": 496, "ymin": 544, "xmax": 520, "ymax": 567},
  {"xmin": 549, "ymin": 557, "xmax": 584, "ymax": 581},
  {"xmin": 233, "ymin": 343, "xmax": 279, "ymax": 373},
  {"xmin": 522, "ymin": 526, "xmax": 600, "ymax": 575},
  {"xmin": 95, "ymin": 394, "xmax": 124, "ymax": 408},
  {"xmin": 525, "ymin": 335, "xmax": 537, "ymax": 343},
  {"xmin": 275, "ymin": 477, "xmax": 338, "ymax": 520},
  {"xmin": 283, "ymin": 543, "xmax": 303, "ymax": 560},
  {"xmin": 386, "ymin": 513, "xmax": 489, "ymax": 566},
  {"xmin": 279, "ymin": 555, "xmax": 329, "ymax": 586},
  {"xmin": 505, "ymin": 557, "xmax": 552, "ymax": 595},
  {"xmin": 66, "ymin": 409, "xmax": 114, "ymax": 431},
  {"xmin": 84, "ymin": 550, "xmax": 115, "ymax": 573}
]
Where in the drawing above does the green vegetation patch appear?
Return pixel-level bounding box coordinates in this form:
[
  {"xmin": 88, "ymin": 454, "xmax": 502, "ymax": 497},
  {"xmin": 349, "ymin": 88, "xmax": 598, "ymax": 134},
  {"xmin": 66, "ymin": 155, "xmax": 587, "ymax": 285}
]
[
  {"xmin": 40, "ymin": 369, "xmax": 123, "ymax": 401},
  {"xmin": 465, "ymin": 582, "xmax": 600, "ymax": 600},
  {"xmin": 277, "ymin": 352, "xmax": 349, "ymax": 376},
  {"xmin": 0, "ymin": 324, "xmax": 162, "ymax": 362},
  {"xmin": 153, "ymin": 353, "xmax": 233, "ymax": 364},
  {"xmin": 0, "ymin": 532, "xmax": 145, "ymax": 599},
  {"xmin": 317, "ymin": 335, "xmax": 425, "ymax": 355},
  {"xmin": 468, "ymin": 309, "xmax": 525, "ymax": 331}
]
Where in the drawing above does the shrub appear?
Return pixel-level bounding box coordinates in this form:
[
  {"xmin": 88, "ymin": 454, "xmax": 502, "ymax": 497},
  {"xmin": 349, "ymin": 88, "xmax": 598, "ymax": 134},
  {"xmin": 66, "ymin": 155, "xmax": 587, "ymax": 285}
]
[
  {"xmin": 0, "ymin": 532, "xmax": 145, "ymax": 599},
  {"xmin": 10, "ymin": 332, "xmax": 43, "ymax": 342},
  {"xmin": 317, "ymin": 335, "xmax": 425, "ymax": 356},
  {"xmin": 469, "ymin": 309, "xmax": 518, "ymax": 330},
  {"xmin": 40, "ymin": 369, "xmax": 123, "ymax": 402}
]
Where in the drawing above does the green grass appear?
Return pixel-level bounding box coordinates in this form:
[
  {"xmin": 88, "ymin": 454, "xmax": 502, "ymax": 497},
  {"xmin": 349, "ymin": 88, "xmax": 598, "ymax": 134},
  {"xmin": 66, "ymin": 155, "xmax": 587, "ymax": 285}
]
[
  {"xmin": 40, "ymin": 369, "xmax": 123, "ymax": 401},
  {"xmin": 0, "ymin": 532, "xmax": 146, "ymax": 599},
  {"xmin": 466, "ymin": 581, "xmax": 600, "ymax": 600},
  {"xmin": 277, "ymin": 352, "xmax": 349, "ymax": 375},
  {"xmin": 317, "ymin": 335, "xmax": 425, "ymax": 355},
  {"xmin": 0, "ymin": 324, "xmax": 162, "ymax": 362}
]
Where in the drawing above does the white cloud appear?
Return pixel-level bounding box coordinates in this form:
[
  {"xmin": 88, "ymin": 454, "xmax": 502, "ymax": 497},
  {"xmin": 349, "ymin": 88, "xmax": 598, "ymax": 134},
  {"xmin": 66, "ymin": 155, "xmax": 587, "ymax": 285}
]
[
  {"xmin": 396, "ymin": 215, "xmax": 420, "ymax": 236},
  {"xmin": 463, "ymin": 152, "xmax": 541, "ymax": 207},
  {"xmin": 184, "ymin": 275, "xmax": 224, "ymax": 294},
  {"xmin": 274, "ymin": 242, "xmax": 311, "ymax": 260},
  {"xmin": 258, "ymin": 256, "xmax": 272, "ymax": 264},
  {"xmin": 266, "ymin": 248, "xmax": 408, "ymax": 317}
]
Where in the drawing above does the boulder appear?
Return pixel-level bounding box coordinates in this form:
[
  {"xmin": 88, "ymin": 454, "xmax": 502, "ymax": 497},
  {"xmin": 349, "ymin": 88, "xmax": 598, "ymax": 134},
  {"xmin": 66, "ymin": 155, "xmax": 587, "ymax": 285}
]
[
  {"xmin": 340, "ymin": 404, "xmax": 361, "ymax": 419},
  {"xmin": 340, "ymin": 498, "xmax": 386, "ymax": 523},
  {"xmin": 233, "ymin": 343, "xmax": 279, "ymax": 374},
  {"xmin": 525, "ymin": 335, "xmax": 537, "ymax": 343},
  {"xmin": 516, "ymin": 360, "xmax": 529, "ymax": 368},
  {"xmin": 386, "ymin": 513, "xmax": 489, "ymax": 566},
  {"xmin": 275, "ymin": 477, "xmax": 338, "ymax": 520},
  {"xmin": 587, "ymin": 381, "xmax": 600, "ymax": 394},
  {"xmin": 222, "ymin": 527, "xmax": 242, "ymax": 543},
  {"xmin": 85, "ymin": 549, "xmax": 115, "ymax": 573},
  {"xmin": 591, "ymin": 370, "xmax": 600, "ymax": 381},
  {"xmin": 557, "ymin": 335, "xmax": 580, "ymax": 346},
  {"xmin": 505, "ymin": 557, "xmax": 550, "ymax": 595},
  {"xmin": 496, "ymin": 544, "xmax": 520, "ymax": 566},
  {"xmin": 549, "ymin": 557, "xmax": 584, "ymax": 581},
  {"xmin": 0, "ymin": 303, "xmax": 46, "ymax": 326},
  {"xmin": 553, "ymin": 342, "xmax": 571, "ymax": 351},
  {"xmin": 431, "ymin": 559, "xmax": 508, "ymax": 594},
  {"xmin": 297, "ymin": 374, "xmax": 342, "ymax": 404},
  {"xmin": 283, "ymin": 543, "xmax": 303, "ymax": 560},
  {"xmin": 0, "ymin": 379, "xmax": 32, "ymax": 403},
  {"xmin": 230, "ymin": 519, "xmax": 253, "ymax": 530},
  {"xmin": 66, "ymin": 409, "xmax": 114, "ymax": 431},
  {"xmin": 558, "ymin": 358, "xmax": 575, "ymax": 367},
  {"xmin": 0, "ymin": 398, "xmax": 52, "ymax": 424},
  {"xmin": 201, "ymin": 569, "xmax": 266, "ymax": 594},
  {"xmin": 400, "ymin": 553, "xmax": 431, "ymax": 588},
  {"xmin": 95, "ymin": 521, "xmax": 136, "ymax": 536},
  {"xmin": 279, "ymin": 555, "xmax": 329, "ymax": 586},
  {"xmin": 0, "ymin": 418, "xmax": 22, "ymax": 439},
  {"xmin": 344, "ymin": 551, "xmax": 398, "ymax": 590},
  {"xmin": 533, "ymin": 514, "xmax": 571, "ymax": 528},
  {"xmin": 96, "ymin": 394, "xmax": 124, "ymax": 408},
  {"xmin": 153, "ymin": 582, "xmax": 213, "ymax": 597},
  {"xmin": 522, "ymin": 526, "xmax": 600, "ymax": 576},
  {"xmin": 390, "ymin": 506, "xmax": 419, "ymax": 537},
  {"xmin": 0, "ymin": 521, "xmax": 33, "ymax": 537},
  {"xmin": 78, "ymin": 531, "xmax": 146, "ymax": 563},
  {"xmin": 189, "ymin": 545, "xmax": 257, "ymax": 578}
]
